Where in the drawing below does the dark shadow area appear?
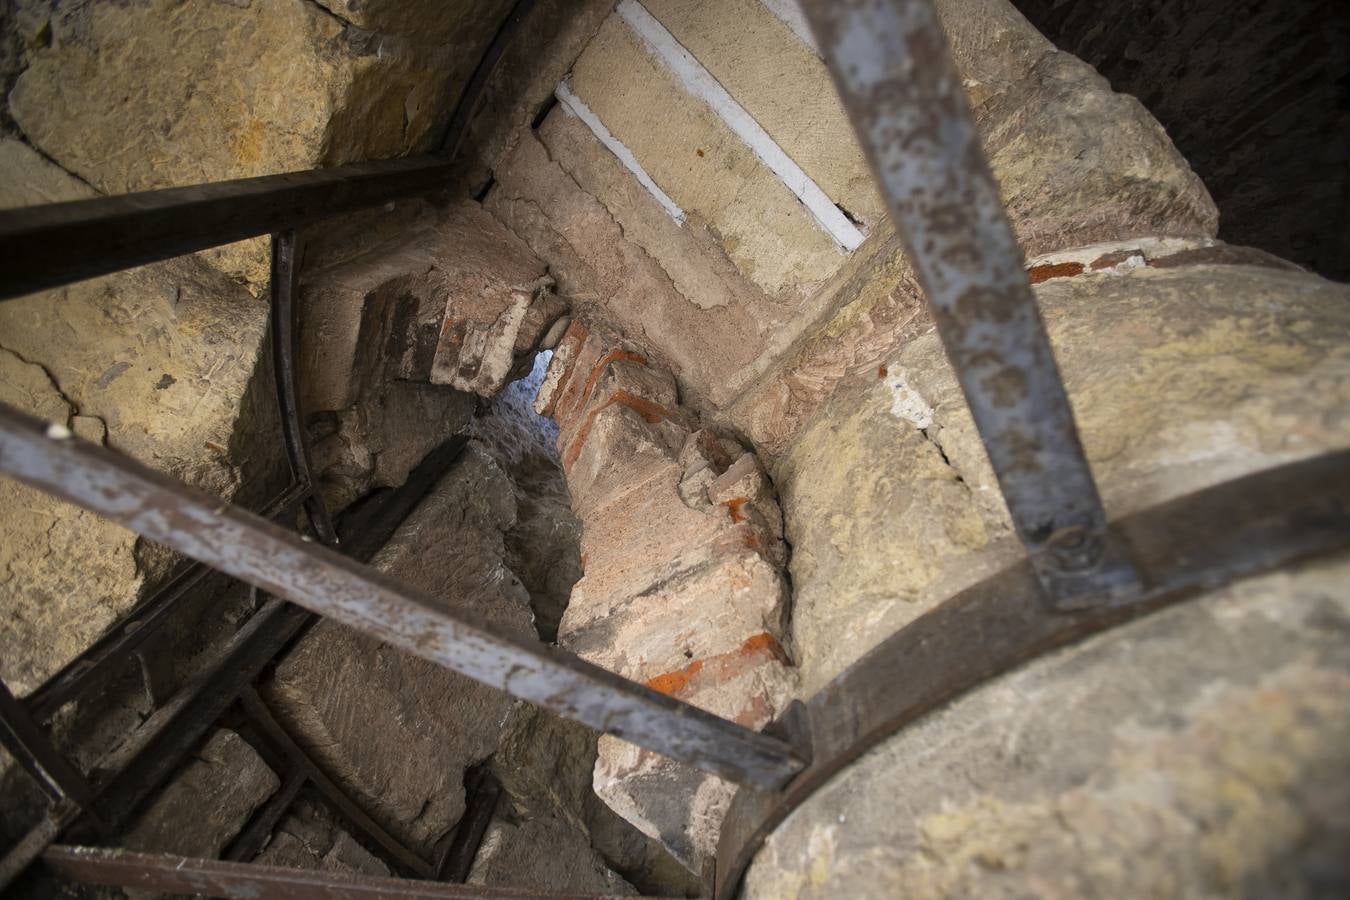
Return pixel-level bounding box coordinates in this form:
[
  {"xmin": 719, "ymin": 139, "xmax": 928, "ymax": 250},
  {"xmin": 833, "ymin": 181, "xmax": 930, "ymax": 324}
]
[{"xmin": 1015, "ymin": 0, "xmax": 1350, "ymax": 281}]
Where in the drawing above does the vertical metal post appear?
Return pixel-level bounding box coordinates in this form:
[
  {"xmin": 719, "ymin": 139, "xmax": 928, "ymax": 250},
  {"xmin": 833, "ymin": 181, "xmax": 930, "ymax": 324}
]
[
  {"xmin": 800, "ymin": 0, "xmax": 1141, "ymax": 608},
  {"xmin": 270, "ymin": 230, "xmax": 339, "ymax": 548}
]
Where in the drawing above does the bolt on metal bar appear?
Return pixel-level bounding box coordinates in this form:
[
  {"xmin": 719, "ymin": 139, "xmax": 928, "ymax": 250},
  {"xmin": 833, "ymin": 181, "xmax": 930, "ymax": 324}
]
[
  {"xmin": 0, "ymin": 404, "xmax": 805, "ymax": 790},
  {"xmin": 43, "ymin": 845, "xmax": 645, "ymax": 899},
  {"xmin": 800, "ymin": 0, "xmax": 1140, "ymax": 608},
  {"xmin": 0, "ymin": 680, "xmax": 94, "ymax": 808},
  {"xmin": 0, "ymin": 156, "xmax": 457, "ymax": 303},
  {"xmin": 271, "ymin": 231, "xmax": 339, "ymax": 547}
]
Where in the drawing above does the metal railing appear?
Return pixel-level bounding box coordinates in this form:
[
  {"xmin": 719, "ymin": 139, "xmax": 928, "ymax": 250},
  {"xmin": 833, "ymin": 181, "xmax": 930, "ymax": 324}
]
[{"xmin": 0, "ymin": 0, "xmax": 1346, "ymax": 897}]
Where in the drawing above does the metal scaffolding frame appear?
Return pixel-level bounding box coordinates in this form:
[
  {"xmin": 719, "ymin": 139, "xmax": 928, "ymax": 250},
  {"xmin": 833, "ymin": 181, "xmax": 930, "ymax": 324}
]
[{"xmin": 0, "ymin": 0, "xmax": 1346, "ymax": 897}]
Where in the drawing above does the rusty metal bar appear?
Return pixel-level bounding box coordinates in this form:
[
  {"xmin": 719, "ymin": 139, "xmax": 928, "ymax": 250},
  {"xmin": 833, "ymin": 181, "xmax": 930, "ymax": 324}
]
[
  {"xmin": 23, "ymin": 481, "xmax": 308, "ymax": 724},
  {"xmin": 0, "ymin": 156, "xmax": 458, "ymax": 302},
  {"xmin": 0, "ymin": 680, "xmax": 94, "ymax": 808},
  {"xmin": 0, "ymin": 403, "xmax": 806, "ymax": 789},
  {"xmin": 270, "ymin": 231, "xmax": 338, "ymax": 547},
  {"xmin": 0, "ymin": 599, "xmax": 308, "ymax": 893},
  {"xmin": 239, "ymin": 687, "xmax": 433, "ymax": 878},
  {"xmin": 435, "ymin": 764, "xmax": 502, "ymax": 882},
  {"xmin": 85, "ymin": 600, "xmax": 310, "ymax": 833},
  {"xmin": 224, "ymin": 769, "xmax": 307, "ymax": 864},
  {"xmin": 438, "ymin": 0, "xmax": 540, "ymax": 159},
  {"xmin": 800, "ymin": 0, "xmax": 1138, "ymax": 608},
  {"xmin": 714, "ymin": 449, "xmax": 1350, "ymax": 899},
  {"xmin": 43, "ymin": 845, "xmax": 639, "ymax": 899}
]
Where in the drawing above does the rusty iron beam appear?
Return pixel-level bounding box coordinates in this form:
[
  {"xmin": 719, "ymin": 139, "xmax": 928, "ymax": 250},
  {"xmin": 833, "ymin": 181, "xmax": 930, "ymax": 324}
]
[
  {"xmin": 0, "ymin": 156, "xmax": 458, "ymax": 302},
  {"xmin": 438, "ymin": 0, "xmax": 540, "ymax": 159},
  {"xmin": 801, "ymin": 0, "xmax": 1138, "ymax": 608},
  {"xmin": 0, "ymin": 403, "xmax": 806, "ymax": 790},
  {"xmin": 23, "ymin": 480, "xmax": 308, "ymax": 724},
  {"xmin": 0, "ymin": 680, "xmax": 94, "ymax": 808},
  {"xmin": 435, "ymin": 764, "xmax": 502, "ymax": 882},
  {"xmin": 42, "ymin": 845, "xmax": 639, "ymax": 899},
  {"xmin": 224, "ymin": 769, "xmax": 307, "ymax": 864},
  {"xmin": 239, "ymin": 687, "xmax": 433, "ymax": 878},
  {"xmin": 714, "ymin": 448, "xmax": 1350, "ymax": 899},
  {"xmin": 270, "ymin": 231, "xmax": 338, "ymax": 547}
]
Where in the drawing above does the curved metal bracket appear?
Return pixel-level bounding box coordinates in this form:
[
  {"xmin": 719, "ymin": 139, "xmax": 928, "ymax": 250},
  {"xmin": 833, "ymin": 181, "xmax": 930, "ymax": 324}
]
[{"xmin": 714, "ymin": 450, "xmax": 1350, "ymax": 899}]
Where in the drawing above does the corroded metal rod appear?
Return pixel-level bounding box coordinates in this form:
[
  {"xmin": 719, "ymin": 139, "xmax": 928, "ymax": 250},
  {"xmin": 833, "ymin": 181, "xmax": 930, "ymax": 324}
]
[
  {"xmin": 0, "ymin": 403, "xmax": 805, "ymax": 790},
  {"xmin": 802, "ymin": 0, "xmax": 1139, "ymax": 607},
  {"xmin": 44, "ymin": 845, "xmax": 639, "ymax": 899}
]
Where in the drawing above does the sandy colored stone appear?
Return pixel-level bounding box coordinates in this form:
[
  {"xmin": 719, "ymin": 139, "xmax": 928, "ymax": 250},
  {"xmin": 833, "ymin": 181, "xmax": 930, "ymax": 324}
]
[
  {"xmin": 779, "ymin": 258, "xmax": 1350, "ymax": 693},
  {"xmin": 0, "ymin": 349, "xmax": 142, "ymax": 695},
  {"xmin": 121, "ymin": 729, "xmax": 279, "ymax": 858},
  {"xmin": 7, "ymin": 0, "xmax": 507, "ymax": 284},
  {"xmin": 643, "ymin": 0, "xmax": 885, "ymax": 228},
  {"xmin": 0, "ymin": 138, "xmax": 276, "ymax": 694}
]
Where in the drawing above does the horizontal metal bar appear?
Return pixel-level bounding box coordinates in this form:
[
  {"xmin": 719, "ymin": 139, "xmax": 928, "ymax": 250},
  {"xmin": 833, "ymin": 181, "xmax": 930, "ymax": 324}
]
[
  {"xmin": 239, "ymin": 688, "xmax": 432, "ymax": 878},
  {"xmin": 714, "ymin": 449, "xmax": 1350, "ymax": 899},
  {"xmin": 0, "ymin": 155, "xmax": 455, "ymax": 302},
  {"xmin": 801, "ymin": 0, "xmax": 1139, "ymax": 608},
  {"xmin": 43, "ymin": 845, "xmax": 639, "ymax": 899},
  {"xmin": 0, "ymin": 403, "xmax": 805, "ymax": 789},
  {"xmin": 0, "ymin": 680, "xmax": 94, "ymax": 808},
  {"xmin": 24, "ymin": 480, "xmax": 310, "ymax": 724},
  {"xmin": 438, "ymin": 0, "xmax": 540, "ymax": 159}
]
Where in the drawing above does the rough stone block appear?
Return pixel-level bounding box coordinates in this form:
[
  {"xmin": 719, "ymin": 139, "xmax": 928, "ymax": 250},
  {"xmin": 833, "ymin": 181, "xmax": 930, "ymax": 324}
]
[
  {"xmin": 121, "ymin": 729, "xmax": 278, "ymax": 858},
  {"xmin": 264, "ymin": 448, "xmax": 535, "ymax": 857}
]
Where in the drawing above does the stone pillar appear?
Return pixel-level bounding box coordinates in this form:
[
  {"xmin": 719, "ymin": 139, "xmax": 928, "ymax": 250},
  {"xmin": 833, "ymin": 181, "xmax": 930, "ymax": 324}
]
[{"xmin": 536, "ymin": 322, "xmax": 796, "ymax": 868}]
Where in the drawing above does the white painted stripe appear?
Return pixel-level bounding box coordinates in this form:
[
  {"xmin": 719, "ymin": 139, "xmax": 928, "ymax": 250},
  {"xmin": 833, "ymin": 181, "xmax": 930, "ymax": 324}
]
[
  {"xmin": 758, "ymin": 0, "xmax": 819, "ymax": 53},
  {"xmin": 617, "ymin": 0, "xmax": 864, "ymax": 252},
  {"xmin": 554, "ymin": 79, "xmax": 687, "ymax": 225}
]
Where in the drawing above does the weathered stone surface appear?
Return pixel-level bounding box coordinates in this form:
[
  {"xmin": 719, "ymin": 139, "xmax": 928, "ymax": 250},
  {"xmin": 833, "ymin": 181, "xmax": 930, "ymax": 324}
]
[
  {"xmin": 779, "ymin": 257, "xmax": 1350, "ymax": 694},
  {"xmin": 6, "ymin": 0, "xmax": 512, "ymax": 284},
  {"xmin": 263, "ymin": 447, "xmax": 535, "ymax": 857},
  {"xmin": 0, "ymin": 140, "xmax": 276, "ymax": 694},
  {"xmin": 745, "ymin": 556, "xmax": 1350, "ymax": 898},
  {"xmin": 0, "ymin": 350, "xmax": 139, "ymax": 695},
  {"xmin": 641, "ymin": 0, "xmax": 885, "ymax": 228},
  {"xmin": 121, "ymin": 729, "xmax": 278, "ymax": 858},
  {"xmin": 541, "ymin": 325, "xmax": 796, "ymax": 867},
  {"xmin": 425, "ymin": 206, "xmax": 560, "ymax": 396},
  {"xmin": 300, "ymin": 201, "xmax": 553, "ymax": 411},
  {"xmin": 255, "ymin": 796, "xmax": 391, "ymax": 878}
]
